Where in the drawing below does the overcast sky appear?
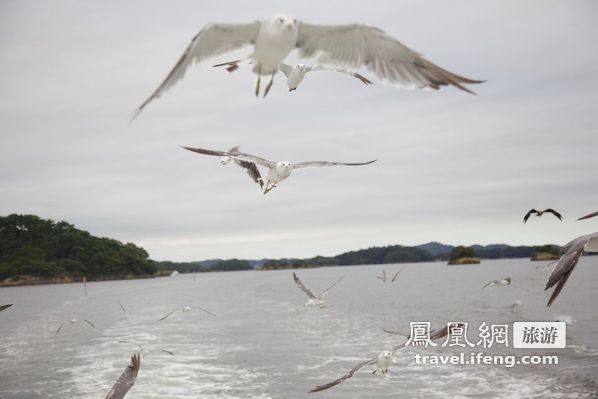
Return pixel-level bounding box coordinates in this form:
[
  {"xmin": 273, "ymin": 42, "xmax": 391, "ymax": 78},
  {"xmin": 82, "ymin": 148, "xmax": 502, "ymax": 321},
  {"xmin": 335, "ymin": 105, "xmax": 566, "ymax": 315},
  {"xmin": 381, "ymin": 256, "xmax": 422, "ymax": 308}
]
[{"xmin": 1, "ymin": 1, "xmax": 597, "ymax": 262}]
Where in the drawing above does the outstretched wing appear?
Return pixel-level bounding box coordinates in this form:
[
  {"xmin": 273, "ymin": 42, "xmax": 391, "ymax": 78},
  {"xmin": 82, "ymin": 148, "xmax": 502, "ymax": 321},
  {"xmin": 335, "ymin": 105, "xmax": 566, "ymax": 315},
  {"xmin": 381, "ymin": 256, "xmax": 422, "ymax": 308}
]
[
  {"xmin": 133, "ymin": 22, "xmax": 261, "ymax": 119},
  {"xmin": 279, "ymin": 63, "xmax": 293, "ymax": 77},
  {"xmin": 118, "ymin": 301, "xmax": 127, "ymax": 313},
  {"xmin": 0, "ymin": 304, "xmax": 12, "ymax": 312},
  {"xmin": 297, "ymin": 23, "xmax": 483, "ymax": 94},
  {"xmin": 234, "ymin": 159, "xmax": 263, "ymax": 189},
  {"xmin": 545, "ymin": 208, "xmax": 563, "ymax": 221},
  {"xmin": 158, "ymin": 309, "xmax": 177, "ymax": 322},
  {"xmin": 578, "ymin": 211, "xmax": 598, "ymax": 221},
  {"xmin": 306, "ymin": 64, "xmax": 373, "ymax": 85},
  {"xmin": 181, "ymin": 146, "xmax": 275, "ymax": 169},
  {"xmin": 293, "ymin": 272, "xmax": 317, "ymax": 300},
  {"xmin": 196, "ymin": 306, "xmax": 217, "ymax": 317},
  {"xmin": 545, "ymin": 234, "xmax": 591, "ymax": 306},
  {"xmin": 83, "ymin": 319, "xmax": 96, "ymax": 329},
  {"xmin": 292, "ymin": 159, "xmax": 376, "ymax": 170},
  {"xmin": 55, "ymin": 321, "xmax": 67, "ymax": 336},
  {"xmin": 104, "ymin": 353, "xmax": 141, "ymax": 399},
  {"xmin": 308, "ymin": 356, "xmax": 377, "ymax": 393},
  {"xmin": 523, "ymin": 209, "xmax": 537, "ymax": 223},
  {"xmin": 319, "ymin": 275, "xmax": 345, "ymax": 299},
  {"xmin": 390, "ymin": 268, "xmax": 404, "ymax": 282},
  {"xmin": 482, "ymin": 280, "xmax": 496, "ymax": 289}
]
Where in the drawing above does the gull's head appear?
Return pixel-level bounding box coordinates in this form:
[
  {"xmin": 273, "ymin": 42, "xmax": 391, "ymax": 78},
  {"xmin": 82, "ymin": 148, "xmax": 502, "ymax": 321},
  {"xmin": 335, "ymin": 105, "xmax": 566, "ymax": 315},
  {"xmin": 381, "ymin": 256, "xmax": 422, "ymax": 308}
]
[
  {"xmin": 281, "ymin": 161, "xmax": 292, "ymax": 168},
  {"xmin": 70, "ymin": 318, "xmax": 77, "ymax": 324},
  {"xmin": 380, "ymin": 351, "xmax": 392, "ymax": 360},
  {"xmin": 271, "ymin": 14, "xmax": 298, "ymax": 32},
  {"xmin": 183, "ymin": 306, "xmax": 191, "ymax": 312}
]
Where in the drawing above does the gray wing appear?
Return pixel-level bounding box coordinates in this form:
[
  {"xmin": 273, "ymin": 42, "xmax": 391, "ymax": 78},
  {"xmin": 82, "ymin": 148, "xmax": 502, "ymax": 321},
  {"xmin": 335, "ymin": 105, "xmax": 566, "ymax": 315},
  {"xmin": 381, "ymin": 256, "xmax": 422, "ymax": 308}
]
[
  {"xmin": 390, "ymin": 268, "xmax": 404, "ymax": 282},
  {"xmin": 305, "ymin": 64, "xmax": 373, "ymax": 85},
  {"xmin": 158, "ymin": 309, "xmax": 177, "ymax": 322},
  {"xmin": 482, "ymin": 280, "xmax": 497, "ymax": 288},
  {"xmin": 83, "ymin": 319, "xmax": 96, "ymax": 329},
  {"xmin": 297, "ymin": 23, "xmax": 483, "ymax": 94},
  {"xmin": 319, "ymin": 275, "xmax": 345, "ymax": 299},
  {"xmin": 133, "ymin": 22, "xmax": 261, "ymax": 119},
  {"xmin": 545, "ymin": 234, "xmax": 594, "ymax": 306},
  {"xmin": 293, "ymin": 272, "xmax": 317, "ymax": 300},
  {"xmin": 292, "ymin": 159, "xmax": 376, "ymax": 170},
  {"xmin": 308, "ymin": 356, "xmax": 377, "ymax": 393},
  {"xmin": 279, "ymin": 63, "xmax": 293, "ymax": 76},
  {"xmin": 578, "ymin": 211, "xmax": 598, "ymax": 221},
  {"xmin": 0, "ymin": 304, "xmax": 12, "ymax": 312},
  {"xmin": 118, "ymin": 301, "xmax": 126, "ymax": 313},
  {"xmin": 181, "ymin": 146, "xmax": 275, "ymax": 168},
  {"xmin": 104, "ymin": 353, "xmax": 141, "ymax": 399},
  {"xmin": 544, "ymin": 208, "xmax": 563, "ymax": 221},
  {"xmin": 55, "ymin": 321, "xmax": 67, "ymax": 335},
  {"xmin": 196, "ymin": 306, "xmax": 217, "ymax": 317}
]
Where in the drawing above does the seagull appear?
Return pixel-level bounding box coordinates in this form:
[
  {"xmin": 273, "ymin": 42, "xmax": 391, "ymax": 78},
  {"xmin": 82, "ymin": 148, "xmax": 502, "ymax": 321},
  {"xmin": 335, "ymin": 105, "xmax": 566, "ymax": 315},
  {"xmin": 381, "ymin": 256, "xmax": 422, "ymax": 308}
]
[
  {"xmin": 118, "ymin": 301, "xmax": 127, "ymax": 313},
  {"xmin": 133, "ymin": 14, "xmax": 483, "ymax": 118},
  {"xmin": 293, "ymin": 272, "xmax": 344, "ymax": 308},
  {"xmin": 577, "ymin": 211, "xmax": 598, "ymax": 221},
  {"xmin": 523, "ymin": 208, "xmax": 563, "ymax": 223},
  {"xmin": 0, "ymin": 304, "xmax": 13, "ymax": 312},
  {"xmin": 182, "ymin": 145, "xmax": 376, "ymax": 194},
  {"xmin": 55, "ymin": 318, "xmax": 96, "ymax": 335},
  {"xmin": 545, "ymin": 232, "xmax": 598, "ymax": 307},
  {"xmin": 119, "ymin": 339, "xmax": 174, "ymax": 356},
  {"xmin": 482, "ymin": 277, "xmax": 512, "ymax": 288},
  {"xmin": 104, "ymin": 353, "xmax": 140, "ymax": 399},
  {"xmin": 310, "ymin": 322, "xmax": 461, "ymax": 393},
  {"xmin": 158, "ymin": 305, "xmax": 216, "ymax": 321},
  {"xmin": 376, "ymin": 270, "xmax": 387, "ymax": 282},
  {"xmin": 215, "ymin": 60, "xmax": 372, "ymax": 91}
]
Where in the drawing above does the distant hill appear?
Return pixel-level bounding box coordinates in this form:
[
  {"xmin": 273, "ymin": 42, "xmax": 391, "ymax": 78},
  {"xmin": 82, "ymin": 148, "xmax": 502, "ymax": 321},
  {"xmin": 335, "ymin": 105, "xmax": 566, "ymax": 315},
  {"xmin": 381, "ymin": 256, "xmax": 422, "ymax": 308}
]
[
  {"xmin": 0, "ymin": 214, "xmax": 158, "ymax": 285},
  {"xmin": 415, "ymin": 242, "xmax": 455, "ymax": 256}
]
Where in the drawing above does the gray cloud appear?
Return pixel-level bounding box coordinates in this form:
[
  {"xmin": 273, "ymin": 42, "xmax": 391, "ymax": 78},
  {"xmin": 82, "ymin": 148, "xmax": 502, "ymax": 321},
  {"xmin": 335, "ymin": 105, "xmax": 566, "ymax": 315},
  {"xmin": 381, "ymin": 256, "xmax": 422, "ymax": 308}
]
[{"xmin": 1, "ymin": 0, "xmax": 597, "ymax": 261}]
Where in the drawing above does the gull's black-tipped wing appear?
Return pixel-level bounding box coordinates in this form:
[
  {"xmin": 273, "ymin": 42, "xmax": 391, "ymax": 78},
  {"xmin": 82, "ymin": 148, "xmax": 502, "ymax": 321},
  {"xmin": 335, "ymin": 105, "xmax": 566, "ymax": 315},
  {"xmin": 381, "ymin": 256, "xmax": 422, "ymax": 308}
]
[
  {"xmin": 319, "ymin": 275, "xmax": 345, "ymax": 299},
  {"xmin": 0, "ymin": 304, "xmax": 12, "ymax": 312},
  {"xmin": 293, "ymin": 272, "xmax": 317, "ymax": 300},
  {"xmin": 182, "ymin": 146, "xmax": 275, "ymax": 169},
  {"xmin": 55, "ymin": 321, "xmax": 67, "ymax": 336},
  {"xmin": 544, "ymin": 208, "xmax": 563, "ymax": 221},
  {"xmin": 577, "ymin": 211, "xmax": 598, "ymax": 221},
  {"xmin": 390, "ymin": 268, "xmax": 404, "ymax": 282},
  {"xmin": 104, "ymin": 353, "xmax": 141, "ymax": 399},
  {"xmin": 544, "ymin": 233, "xmax": 598, "ymax": 306},
  {"xmin": 297, "ymin": 22, "xmax": 484, "ymax": 94},
  {"xmin": 83, "ymin": 319, "xmax": 96, "ymax": 329},
  {"xmin": 308, "ymin": 356, "xmax": 377, "ymax": 393},
  {"xmin": 197, "ymin": 306, "xmax": 217, "ymax": 317},
  {"xmin": 234, "ymin": 159, "xmax": 263, "ymax": 189},
  {"xmin": 292, "ymin": 159, "xmax": 376, "ymax": 170},
  {"xmin": 158, "ymin": 309, "xmax": 177, "ymax": 322},
  {"xmin": 523, "ymin": 209, "xmax": 538, "ymax": 223}
]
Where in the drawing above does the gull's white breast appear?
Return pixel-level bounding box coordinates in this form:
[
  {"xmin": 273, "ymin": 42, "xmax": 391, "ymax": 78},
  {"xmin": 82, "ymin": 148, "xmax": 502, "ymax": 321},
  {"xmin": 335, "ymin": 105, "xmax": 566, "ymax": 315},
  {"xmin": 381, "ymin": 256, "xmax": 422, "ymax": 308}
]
[{"xmin": 252, "ymin": 17, "xmax": 298, "ymax": 72}]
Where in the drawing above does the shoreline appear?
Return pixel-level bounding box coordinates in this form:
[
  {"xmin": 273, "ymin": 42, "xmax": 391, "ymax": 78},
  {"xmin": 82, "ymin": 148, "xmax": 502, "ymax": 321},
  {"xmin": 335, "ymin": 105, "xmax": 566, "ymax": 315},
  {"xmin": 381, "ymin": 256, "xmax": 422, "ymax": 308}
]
[{"xmin": 0, "ymin": 271, "xmax": 170, "ymax": 288}]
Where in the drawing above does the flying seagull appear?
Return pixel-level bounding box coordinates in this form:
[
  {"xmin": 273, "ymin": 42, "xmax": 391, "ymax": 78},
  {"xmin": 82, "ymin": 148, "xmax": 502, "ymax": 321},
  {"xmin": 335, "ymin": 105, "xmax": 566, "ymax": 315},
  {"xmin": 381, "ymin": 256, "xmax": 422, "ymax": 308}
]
[
  {"xmin": 293, "ymin": 272, "xmax": 344, "ymax": 308},
  {"xmin": 215, "ymin": 60, "xmax": 372, "ymax": 92},
  {"xmin": 310, "ymin": 322, "xmax": 462, "ymax": 393},
  {"xmin": 182, "ymin": 145, "xmax": 376, "ymax": 194},
  {"xmin": 55, "ymin": 318, "xmax": 96, "ymax": 335},
  {"xmin": 104, "ymin": 353, "xmax": 140, "ymax": 399},
  {"xmin": 483, "ymin": 277, "xmax": 512, "ymax": 288},
  {"xmin": 118, "ymin": 301, "xmax": 127, "ymax": 313},
  {"xmin": 0, "ymin": 304, "xmax": 13, "ymax": 312},
  {"xmin": 132, "ymin": 14, "xmax": 483, "ymax": 118},
  {"xmin": 376, "ymin": 270, "xmax": 387, "ymax": 282},
  {"xmin": 119, "ymin": 340, "xmax": 174, "ymax": 356},
  {"xmin": 577, "ymin": 211, "xmax": 598, "ymax": 221},
  {"xmin": 523, "ymin": 208, "xmax": 563, "ymax": 223},
  {"xmin": 158, "ymin": 305, "xmax": 216, "ymax": 321},
  {"xmin": 545, "ymin": 232, "xmax": 598, "ymax": 307}
]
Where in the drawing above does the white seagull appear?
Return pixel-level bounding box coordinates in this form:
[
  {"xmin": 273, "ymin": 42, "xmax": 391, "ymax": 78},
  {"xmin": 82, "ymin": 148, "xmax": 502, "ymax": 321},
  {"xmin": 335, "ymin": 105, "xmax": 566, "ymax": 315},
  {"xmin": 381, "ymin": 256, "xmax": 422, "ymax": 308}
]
[
  {"xmin": 545, "ymin": 232, "xmax": 598, "ymax": 307},
  {"xmin": 215, "ymin": 60, "xmax": 372, "ymax": 92},
  {"xmin": 104, "ymin": 353, "xmax": 140, "ymax": 399},
  {"xmin": 55, "ymin": 318, "xmax": 96, "ymax": 335},
  {"xmin": 293, "ymin": 272, "xmax": 345, "ymax": 308},
  {"xmin": 310, "ymin": 323, "xmax": 461, "ymax": 393},
  {"xmin": 158, "ymin": 305, "xmax": 216, "ymax": 321},
  {"xmin": 483, "ymin": 277, "xmax": 512, "ymax": 288},
  {"xmin": 133, "ymin": 14, "xmax": 483, "ymax": 117},
  {"xmin": 182, "ymin": 145, "xmax": 376, "ymax": 194}
]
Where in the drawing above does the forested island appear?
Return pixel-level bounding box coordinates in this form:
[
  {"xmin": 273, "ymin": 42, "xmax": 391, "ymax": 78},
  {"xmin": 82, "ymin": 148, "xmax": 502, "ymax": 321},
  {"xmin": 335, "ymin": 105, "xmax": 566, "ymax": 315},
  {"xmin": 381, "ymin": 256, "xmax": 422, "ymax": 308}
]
[{"xmin": 0, "ymin": 214, "xmax": 159, "ymax": 286}]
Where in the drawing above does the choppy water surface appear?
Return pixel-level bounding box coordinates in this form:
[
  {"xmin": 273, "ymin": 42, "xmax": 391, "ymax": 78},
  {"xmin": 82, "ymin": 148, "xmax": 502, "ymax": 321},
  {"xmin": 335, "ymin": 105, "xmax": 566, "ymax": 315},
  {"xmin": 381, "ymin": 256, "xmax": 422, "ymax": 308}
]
[{"xmin": 1, "ymin": 258, "xmax": 597, "ymax": 398}]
